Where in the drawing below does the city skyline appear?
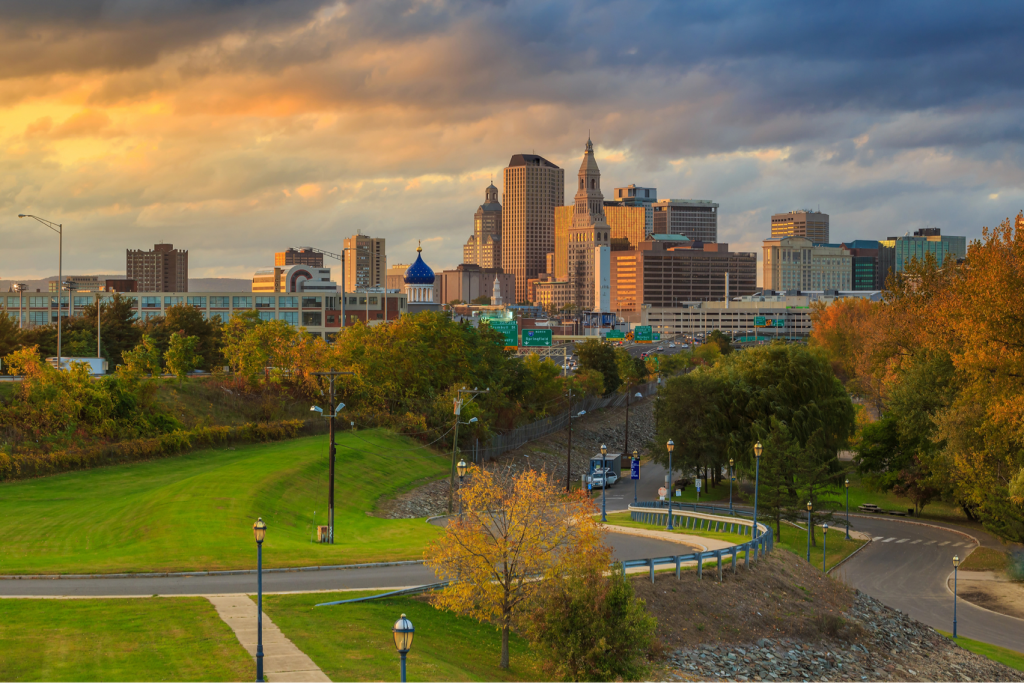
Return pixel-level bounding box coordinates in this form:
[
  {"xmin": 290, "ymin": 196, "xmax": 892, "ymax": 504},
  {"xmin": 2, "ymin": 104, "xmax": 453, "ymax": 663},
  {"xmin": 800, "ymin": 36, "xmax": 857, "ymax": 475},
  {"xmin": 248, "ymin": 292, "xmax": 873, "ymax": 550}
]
[{"xmin": 1, "ymin": 1, "xmax": 1020, "ymax": 283}]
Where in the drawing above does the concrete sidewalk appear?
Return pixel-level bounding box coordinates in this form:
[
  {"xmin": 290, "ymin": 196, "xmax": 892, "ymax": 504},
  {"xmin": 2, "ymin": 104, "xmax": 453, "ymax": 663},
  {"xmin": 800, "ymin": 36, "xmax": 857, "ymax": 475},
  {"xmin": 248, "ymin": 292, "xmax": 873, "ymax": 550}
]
[{"xmin": 207, "ymin": 594, "xmax": 330, "ymax": 682}]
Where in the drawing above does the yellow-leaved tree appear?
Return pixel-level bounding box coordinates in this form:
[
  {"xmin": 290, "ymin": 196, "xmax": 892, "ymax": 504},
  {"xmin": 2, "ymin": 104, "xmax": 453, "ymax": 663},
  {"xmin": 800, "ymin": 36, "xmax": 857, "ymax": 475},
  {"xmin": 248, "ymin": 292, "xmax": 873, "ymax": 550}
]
[{"xmin": 425, "ymin": 465, "xmax": 607, "ymax": 670}]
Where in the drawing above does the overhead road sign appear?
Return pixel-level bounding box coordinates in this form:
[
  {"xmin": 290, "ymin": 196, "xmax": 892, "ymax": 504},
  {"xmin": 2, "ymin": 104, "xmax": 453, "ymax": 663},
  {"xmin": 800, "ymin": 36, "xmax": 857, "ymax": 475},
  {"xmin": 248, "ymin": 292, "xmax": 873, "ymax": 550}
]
[
  {"xmin": 634, "ymin": 325, "xmax": 653, "ymax": 343},
  {"xmin": 521, "ymin": 328, "xmax": 552, "ymax": 347},
  {"xmin": 484, "ymin": 319, "xmax": 518, "ymax": 349}
]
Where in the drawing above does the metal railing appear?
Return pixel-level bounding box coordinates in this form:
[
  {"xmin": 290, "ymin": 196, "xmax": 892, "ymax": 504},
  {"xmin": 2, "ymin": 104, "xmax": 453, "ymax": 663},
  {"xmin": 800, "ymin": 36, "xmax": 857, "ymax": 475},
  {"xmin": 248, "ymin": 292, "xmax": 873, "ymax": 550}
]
[{"xmin": 621, "ymin": 504, "xmax": 773, "ymax": 583}]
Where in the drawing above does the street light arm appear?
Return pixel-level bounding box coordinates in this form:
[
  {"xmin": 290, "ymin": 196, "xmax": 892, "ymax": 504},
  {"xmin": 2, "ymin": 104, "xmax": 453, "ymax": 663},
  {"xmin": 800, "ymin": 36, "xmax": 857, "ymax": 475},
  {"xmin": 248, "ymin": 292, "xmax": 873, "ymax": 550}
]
[{"xmin": 18, "ymin": 214, "xmax": 62, "ymax": 234}]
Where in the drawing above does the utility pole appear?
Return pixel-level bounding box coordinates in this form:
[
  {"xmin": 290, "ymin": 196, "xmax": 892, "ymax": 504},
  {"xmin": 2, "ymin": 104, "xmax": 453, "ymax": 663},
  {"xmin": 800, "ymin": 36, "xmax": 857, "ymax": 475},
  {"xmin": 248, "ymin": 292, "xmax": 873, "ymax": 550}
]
[
  {"xmin": 566, "ymin": 386, "xmax": 574, "ymax": 492},
  {"xmin": 449, "ymin": 387, "xmax": 489, "ymax": 514},
  {"xmin": 95, "ymin": 291, "xmax": 102, "ymax": 358},
  {"xmin": 312, "ymin": 370, "xmax": 354, "ymax": 543}
]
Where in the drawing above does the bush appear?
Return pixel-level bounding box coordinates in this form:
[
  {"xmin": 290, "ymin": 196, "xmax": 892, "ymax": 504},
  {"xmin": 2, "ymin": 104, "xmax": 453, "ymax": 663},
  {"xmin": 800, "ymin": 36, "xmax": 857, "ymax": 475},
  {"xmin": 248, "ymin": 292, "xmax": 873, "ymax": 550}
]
[{"xmin": 525, "ymin": 563, "xmax": 657, "ymax": 681}]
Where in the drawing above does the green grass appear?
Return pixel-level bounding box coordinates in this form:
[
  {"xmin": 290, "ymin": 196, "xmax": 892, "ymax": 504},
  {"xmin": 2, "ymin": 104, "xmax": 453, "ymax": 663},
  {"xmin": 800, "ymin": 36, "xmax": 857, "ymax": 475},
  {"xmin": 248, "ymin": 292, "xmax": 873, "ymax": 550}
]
[
  {"xmin": 936, "ymin": 630, "xmax": 1024, "ymax": 672},
  {"xmin": 0, "ymin": 597, "xmax": 252, "ymax": 681},
  {"xmin": 262, "ymin": 591, "xmax": 544, "ymax": 682},
  {"xmin": 814, "ymin": 466, "xmax": 967, "ymax": 522},
  {"xmin": 0, "ymin": 430, "xmax": 449, "ymax": 574},
  {"xmin": 959, "ymin": 547, "xmax": 1011, "ymax": 573},
  {"xmin": 604, "ymin": 511, "xmax": 751, "ymax": 546},
  {"xmin": 152, "ymin": 378, "xmax": 315, "ymax": 428}
]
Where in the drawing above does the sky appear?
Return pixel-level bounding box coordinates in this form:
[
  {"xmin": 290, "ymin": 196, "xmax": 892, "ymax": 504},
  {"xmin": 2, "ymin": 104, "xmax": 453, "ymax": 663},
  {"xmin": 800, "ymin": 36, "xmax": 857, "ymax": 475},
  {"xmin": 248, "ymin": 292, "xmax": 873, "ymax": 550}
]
[{"xmin": 1, "ymin": 0, "xmax": 1022, "ymax": 283}]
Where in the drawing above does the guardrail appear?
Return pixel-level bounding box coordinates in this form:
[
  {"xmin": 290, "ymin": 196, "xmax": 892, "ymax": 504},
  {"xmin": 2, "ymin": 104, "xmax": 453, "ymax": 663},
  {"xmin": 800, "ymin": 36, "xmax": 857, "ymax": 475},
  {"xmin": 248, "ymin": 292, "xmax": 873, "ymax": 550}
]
[{"xmin": 621, "ymin": 503, "xmax": 773, "ymax": 583}]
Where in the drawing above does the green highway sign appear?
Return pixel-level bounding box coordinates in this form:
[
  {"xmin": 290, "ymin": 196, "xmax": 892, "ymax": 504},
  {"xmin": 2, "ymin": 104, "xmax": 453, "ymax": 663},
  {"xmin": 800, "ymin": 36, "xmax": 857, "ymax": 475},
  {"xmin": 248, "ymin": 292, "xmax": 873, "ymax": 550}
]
[
  {"xmin": 606, "ymin": 330, "xmax": 625, "ymax": 339},
  {"xmin": 774, "ymin": 319, "xmax": 786, "ymax": 328},
  {"xmin": 634, "ymin": 325, "xmax": 653, "ymax": 343},
  {"xmin": 653, "ymin": 333, "xmax": 661, "ymax": 341},
  {"xmin": 485, "ymin": 320, "xmax": 518, "ymax": 348},
  {"xmin": 754, "ymin": 316, "xmax": 766, "ymax": 326},
  {"xmin": 522, "ymin": 328, "xmax": 552, "ymax": 347}
]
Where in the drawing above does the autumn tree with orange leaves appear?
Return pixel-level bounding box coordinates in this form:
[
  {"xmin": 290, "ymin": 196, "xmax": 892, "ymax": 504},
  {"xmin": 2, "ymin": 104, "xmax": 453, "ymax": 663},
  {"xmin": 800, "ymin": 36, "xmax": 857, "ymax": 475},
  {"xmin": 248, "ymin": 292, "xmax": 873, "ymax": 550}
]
[{"xmin": 425, "ymin": 465, "xmax": 608, "ymax": 670}]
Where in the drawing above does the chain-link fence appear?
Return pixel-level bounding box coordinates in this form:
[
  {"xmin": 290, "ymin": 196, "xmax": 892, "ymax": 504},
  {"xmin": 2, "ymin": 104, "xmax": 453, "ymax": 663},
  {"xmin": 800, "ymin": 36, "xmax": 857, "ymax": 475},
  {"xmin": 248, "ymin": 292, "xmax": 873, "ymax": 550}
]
[{"xmin": 469, "ymin": 380, "xmax": 661, "ymax": 463}]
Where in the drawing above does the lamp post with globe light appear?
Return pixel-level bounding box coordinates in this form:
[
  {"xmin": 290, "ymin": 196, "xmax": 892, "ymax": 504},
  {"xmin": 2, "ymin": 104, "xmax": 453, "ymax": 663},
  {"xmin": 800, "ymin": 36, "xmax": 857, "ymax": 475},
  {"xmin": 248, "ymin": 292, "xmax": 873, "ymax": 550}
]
[
  {"xmin": 806, "ymin": 501, "xmax": 813, "ymax": 563},
  {"xmin": 953, "ymin": 555, "xmax": 960, "ymax": 637},
  {"xmin": 729, "ymin": 457, "xmax": 735, "ymax": 511},
  {"xmin": 600, "ymin": 443, "xmax": 608, "ymax": 522},
  {"xmin": 753, "ymin": 441, "xmax": 762, "ymax": 538},
  {"xmin": 666, "ymin": 439, "xmax": 675, "ymax": 530},
  {"xmin": 632, "ymin": 449, "xmax": 639, "ymax": 505},
  {"xmin": 393, "ymin": 613, "xmax": 415, "ymax": 682},
  {"xmin": 18, "ymin": 214, "xmax": 62, "ymax": 367},
  {"xmin": 253, "ymin": 518, "xmax": 267, "ymax": 682},
  {"xmin": 457, "ymin": 458, "xmax": 468, "ymax": 516},
  {"xmin": 845, "ymin": 478, "xmax": 851, "ymax": 540},
  {"xmin": 823, "ymin": 523, "xmax": 828, "ymax": 571}
]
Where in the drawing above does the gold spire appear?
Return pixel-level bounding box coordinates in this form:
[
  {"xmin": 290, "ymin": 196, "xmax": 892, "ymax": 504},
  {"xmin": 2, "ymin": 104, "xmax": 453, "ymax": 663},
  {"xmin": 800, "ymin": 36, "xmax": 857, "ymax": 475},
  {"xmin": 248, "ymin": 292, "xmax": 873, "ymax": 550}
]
[{"xmin": 417, "ymin": 239, "xmax": 422, "ymax": 253}]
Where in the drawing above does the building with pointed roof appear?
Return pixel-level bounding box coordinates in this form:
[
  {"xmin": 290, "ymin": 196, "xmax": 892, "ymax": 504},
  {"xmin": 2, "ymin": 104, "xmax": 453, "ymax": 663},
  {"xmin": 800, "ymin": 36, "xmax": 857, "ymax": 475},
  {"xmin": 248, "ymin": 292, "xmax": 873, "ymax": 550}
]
[
  {"xmin": 566, "ymin": 136, "xmax": 612, "ymax": 311},
  {"xmin": 463, "ymin": 181, "xmax": 502, "ymax": 269},
  {"xmin": 403, "ymin": 243, "xmax": 442, "ymax": 312}
]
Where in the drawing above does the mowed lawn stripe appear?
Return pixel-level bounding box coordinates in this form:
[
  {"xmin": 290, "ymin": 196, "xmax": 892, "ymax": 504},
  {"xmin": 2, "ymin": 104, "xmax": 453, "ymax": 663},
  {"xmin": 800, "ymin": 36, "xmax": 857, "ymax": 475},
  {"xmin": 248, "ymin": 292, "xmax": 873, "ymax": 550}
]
[{"xmin": 0, "ymin": 430, "xmax": 449, "ymax": 575}]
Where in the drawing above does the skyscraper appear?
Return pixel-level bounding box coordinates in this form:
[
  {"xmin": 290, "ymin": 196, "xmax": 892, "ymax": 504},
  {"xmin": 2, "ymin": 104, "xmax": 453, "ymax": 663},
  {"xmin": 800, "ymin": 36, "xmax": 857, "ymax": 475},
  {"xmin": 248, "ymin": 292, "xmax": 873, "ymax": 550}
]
[
  {"xmin": 771, "ymin": 210, "xmax": 830, "ymax": 243},
  {"xmin": 611, "ymin": 185, "xmax": 658, "ymax": 235},
  {"xmin": 343, "ymin": 233, "xmax": 385, "ymax": 292},
  {"xmin": 462, "ymin": 181, "xmax": 502, "ymax": 268},
  {"xmin": 275, "ymin": 248, "xmax": 324, "ymax": 268},
  {"xmin": 126, "ymin": 243, "xmax": 188, "ymax": 292},
  {"xmin": 502, "ymin": 153, "xmax": 564, "ymax": 303},
  {"xmin": 653, "ymin": 199, "xmax": 719, "ymax": 242},
  {"xmin": 566, "ymin": 137, "xmax": 612, "ymax": 311}
]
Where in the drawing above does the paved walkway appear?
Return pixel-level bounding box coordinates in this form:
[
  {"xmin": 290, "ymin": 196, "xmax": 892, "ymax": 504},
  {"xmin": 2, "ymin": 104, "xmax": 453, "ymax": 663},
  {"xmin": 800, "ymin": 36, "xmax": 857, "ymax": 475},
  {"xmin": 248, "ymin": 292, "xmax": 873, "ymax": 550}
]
[{"xmin": 207, "ymin": 594, "xmax": 330, "ymax": 682}]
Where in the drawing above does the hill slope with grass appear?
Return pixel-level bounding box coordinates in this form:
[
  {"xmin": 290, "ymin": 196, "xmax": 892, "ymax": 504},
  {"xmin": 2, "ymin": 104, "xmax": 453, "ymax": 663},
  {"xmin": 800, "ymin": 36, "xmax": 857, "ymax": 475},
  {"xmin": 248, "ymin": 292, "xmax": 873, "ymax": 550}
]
[{"xmin": 0, "ymin": 429, "xmax": 449, "ymax": 575}]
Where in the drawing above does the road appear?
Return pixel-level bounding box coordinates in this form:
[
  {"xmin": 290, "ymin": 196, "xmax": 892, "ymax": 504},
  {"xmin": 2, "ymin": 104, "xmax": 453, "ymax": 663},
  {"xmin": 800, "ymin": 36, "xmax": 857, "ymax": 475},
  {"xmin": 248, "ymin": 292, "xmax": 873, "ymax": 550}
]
[
  {"xmin": 839, "ymin": 515, "xmax": 1024, "ymax": 652},
  {"xmin": 0, "ymin": 531, "xmax": 690, "ymax": 598}
]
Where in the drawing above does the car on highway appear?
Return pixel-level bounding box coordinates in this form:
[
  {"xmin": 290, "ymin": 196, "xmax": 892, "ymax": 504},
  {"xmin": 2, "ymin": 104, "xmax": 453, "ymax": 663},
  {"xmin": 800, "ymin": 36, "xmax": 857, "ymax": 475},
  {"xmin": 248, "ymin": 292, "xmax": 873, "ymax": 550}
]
[
  {"xmin": 668, "ymin": 342, "xmax": 675, "ymax": 348},
  {"xmin": 657, "ymin": 345, "xmax": 664, "ymax": 351},
  {"xmin": 590, "ymin": 469, "xmax": 618, "ymax": 488},
  {"xmin": 681, "ymin": 343, "xmax": 690, "ymax": 349}
]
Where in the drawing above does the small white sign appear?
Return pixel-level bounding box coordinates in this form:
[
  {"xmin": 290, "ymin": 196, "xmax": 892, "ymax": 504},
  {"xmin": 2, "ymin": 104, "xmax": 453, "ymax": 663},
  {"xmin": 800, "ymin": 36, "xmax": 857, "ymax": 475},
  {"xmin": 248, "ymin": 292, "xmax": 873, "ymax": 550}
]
[{"xmin": 676, "ymin": 489, "xmax": 682, "ymax": 497}]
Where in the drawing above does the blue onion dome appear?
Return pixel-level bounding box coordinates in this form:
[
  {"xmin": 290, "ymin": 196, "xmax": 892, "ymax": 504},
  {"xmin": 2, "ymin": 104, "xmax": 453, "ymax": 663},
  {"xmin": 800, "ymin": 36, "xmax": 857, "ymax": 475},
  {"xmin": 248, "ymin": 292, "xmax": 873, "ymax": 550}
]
[{"xmin": 404, "ymin": 245, "xmax": 435, "ymax": 285}]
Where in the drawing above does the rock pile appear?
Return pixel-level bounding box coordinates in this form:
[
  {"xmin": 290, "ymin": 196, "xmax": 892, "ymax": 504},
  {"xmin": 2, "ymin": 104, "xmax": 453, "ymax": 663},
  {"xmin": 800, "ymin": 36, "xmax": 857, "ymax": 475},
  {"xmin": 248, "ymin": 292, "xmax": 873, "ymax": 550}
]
[{"xmin": 664, "ymin": 592, "xmax": 1021, "ymax": 682}]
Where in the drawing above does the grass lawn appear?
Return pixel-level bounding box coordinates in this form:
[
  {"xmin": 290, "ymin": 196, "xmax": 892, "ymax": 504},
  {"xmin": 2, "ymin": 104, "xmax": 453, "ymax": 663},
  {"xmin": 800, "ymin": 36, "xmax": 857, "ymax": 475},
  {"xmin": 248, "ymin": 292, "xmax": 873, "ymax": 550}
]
[
  {"xmin": 0, "ymin": 430, "xmax": 449, "ymax": 574},
  {"xmin": 959, "ymin": 546, "xmax": 1010, "ymax": 572},
  {"xmin": 936, "ymin": 630, "xmax": 1024, "ymax": 672},
  {"xmin": 0, "ymin": 597, "xmax": 252, "ymax": 681},
  {"xmin": 262, "ymin": 591, "xmax": 544, "ymax": 682}
]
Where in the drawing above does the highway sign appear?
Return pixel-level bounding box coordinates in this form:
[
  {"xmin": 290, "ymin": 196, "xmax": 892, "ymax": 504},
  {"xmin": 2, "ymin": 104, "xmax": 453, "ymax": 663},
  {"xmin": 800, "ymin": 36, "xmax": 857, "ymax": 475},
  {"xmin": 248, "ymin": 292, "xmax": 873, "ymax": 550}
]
[
  {"xmin": 695, "ymin": 478, "xmax": 702, "ymax": 491},
  {"xmin": 485, "ymin": 320, "xmax": 518, "ymax": 349},
  {"xmin": 774, "ymin": 319, "xmax": 786, "ymax": 328},
  {"xmin": 631, "ymin": 459, "xmax": 640, "ymax": 480},
  {"xmin": 634, "ymin": 325, "xmax": 653, "ymax": 343},
  {"xmin": 521, "ymin": 328, "xmax": 552, "ymax": 346},
  {"xmin": 653, "ymin": 333, "xmax": 661, "ymax": 341},
  {"xmin": 754, "ymin": 316, "xmax": 766, "ymax": 326},
  {"xmin": 606, "ymin": 330, "xmax": 625, "ymax": 339}
]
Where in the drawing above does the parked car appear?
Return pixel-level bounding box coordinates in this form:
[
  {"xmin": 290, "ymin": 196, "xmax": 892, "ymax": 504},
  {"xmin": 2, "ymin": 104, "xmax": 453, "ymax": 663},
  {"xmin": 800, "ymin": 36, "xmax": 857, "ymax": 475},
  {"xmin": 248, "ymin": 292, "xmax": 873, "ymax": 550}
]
[{"xmin": 591, "ymin": 469, "xmax": 618, "ymax": 488}]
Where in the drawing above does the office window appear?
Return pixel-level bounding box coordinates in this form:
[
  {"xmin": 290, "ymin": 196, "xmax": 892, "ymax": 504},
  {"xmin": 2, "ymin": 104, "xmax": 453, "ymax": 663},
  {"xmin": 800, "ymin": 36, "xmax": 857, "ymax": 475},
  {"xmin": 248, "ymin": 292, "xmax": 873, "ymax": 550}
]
[
  {"xmin": 6, "ymin": 297, "xmax": 17, "ymax": 308},
  {"xmin": 278, "ymin": 296, "xmax": 298, "ymax": 308},
  {"xmin": 164, "ymin": 296, "xmax": 184, "ymax": 307},
  {"xmin": 255, "ymin": 296, "xmax": 275, "ymax": 309},
  {"xmin": 348, "ymin": 296, "xmax": 357, "ymax": 305},
  {"xmin": 258, "ymin": 311, "xmax": 276, "ymax": 321},
  {"xmin": 302, "ymin": 296, "xmax": 322, "ymax": 308},
  {"xmin": 369, "ymin": 296, "xmax": 378, "ymax": 305},
  {"xmin": 302, "ymin": 311, "xmax": 322, "ymax": 326},
  {"xmin": 140, "ymin": 310, "xmax": 162, "ymax": 321},
  {"xmin": 29, "ymin": 311, "xmax": 48, "ymax": 325},
  {"xmin": 280, "ymin": 311, "xmax": 299, "ymax": 326},
  {"xmin": 187, "ymin": 296, "xmax": 206, "ymax": 307},
  {"xmin": 210, "ymin": 296, "xmax": 229, "ymax": 308},
  {"xmin": 207, "ymin": 311, "xmax": 227, "ymax": 323},
  {"xmin": 74, "ymin": 296, "xmax": 92, "ymax": 307},
  {"xmin": 232, "ymin": 296, "xmax": 252, "ymax": 309},
  {"xmin": 142, "ymin": 297, "xmax": 161, "ymax": 309},
  {"xmin": 29, "ymin": 296, "xmax": 49, "ymax": 308}
]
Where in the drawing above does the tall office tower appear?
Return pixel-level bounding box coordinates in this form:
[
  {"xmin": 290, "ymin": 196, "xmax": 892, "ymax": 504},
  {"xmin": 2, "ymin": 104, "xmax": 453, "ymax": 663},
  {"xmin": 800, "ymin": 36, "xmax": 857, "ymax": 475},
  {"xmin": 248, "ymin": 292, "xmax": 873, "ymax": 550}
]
[
  {"xmin": 126, "ymin": 243, "xmax": 188, "ymax": 292},
  {"xmin": 502, "ymin": 153, "xmax": 564, "ymax": 303},
  {"xmin": 653, "ymin": 199, "xmax": 719, "ymax": 242},
  {"xmin": 275, "ymin": 248, "xmax": 324, "ymax": 268},
  {"xmin": 566, "ymin": 136, "xmax": 612, "ymax": 311},
  {"xmin": 462, "ymin": 181, "xmax": 502, "ymax": 268},
  {"xmin": 771, "ymin": 210, "xmax": 830, "ymax": 243},
  {"xmin": 552, "ymin": 205, "xmax": 573, "ymax": 280},
  {"xmin": 878, "ymin": 228, "xmax": 966, "ymax": 281},
  {"xmin": 762, "ymin": 237, "xmax": 851, "ymax": 291},
  {"xmin": 611, "ymin": 185, "xmax": 658, "ymax": 235},
  {"xmin": 604, "ymin": 203, "xmax": 647, "ymax": 248},
  {"xmin": 343, "ymin": 233, "xmax": 386, "ymax": 292},
  {"xmin": 841, "ymin": 240, "xmax": 883, "ymax": 290}
]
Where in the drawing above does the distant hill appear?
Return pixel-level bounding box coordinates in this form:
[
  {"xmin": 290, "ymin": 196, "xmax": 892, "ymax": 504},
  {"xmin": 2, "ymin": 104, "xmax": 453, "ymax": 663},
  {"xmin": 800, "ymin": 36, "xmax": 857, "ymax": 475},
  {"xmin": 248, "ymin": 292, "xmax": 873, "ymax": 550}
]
[{"xmin": 1, "ymin": 276, "xmax": 252, "ymax": 293}]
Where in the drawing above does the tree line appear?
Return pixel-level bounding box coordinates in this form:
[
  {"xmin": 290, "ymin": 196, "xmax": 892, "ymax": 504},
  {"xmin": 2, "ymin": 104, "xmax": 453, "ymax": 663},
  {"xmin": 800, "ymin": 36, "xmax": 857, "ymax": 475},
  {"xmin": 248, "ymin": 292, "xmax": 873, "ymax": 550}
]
[{"xmin": 810, "ymin": 212, "xmax": 1024, "ymax": 542}]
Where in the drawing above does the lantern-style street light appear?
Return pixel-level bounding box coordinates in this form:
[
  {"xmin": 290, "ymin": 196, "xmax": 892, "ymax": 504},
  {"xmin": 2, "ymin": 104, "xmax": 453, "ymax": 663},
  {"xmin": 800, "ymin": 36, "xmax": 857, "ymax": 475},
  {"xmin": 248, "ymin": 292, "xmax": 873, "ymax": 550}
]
[
  {"xmin": 952, "ymin": 555, "xmax": 960, "ymax": 638},
  {"xmin": 729, "ymin": 457, "xmax": 735, "ymax": 511},
  {"xmin": 666, "ymin": 439, "xmax": 675, "ymax": 530},
  {"xmin": 806, "ymin": 501, "xmax": 813, "ymax": 562},
  {"xmin": 253, "ymin": 517, "xmax": 267, "ymax": 682},
  {"xmin": 845, "ymin": 478, "xmax": 851, "ymax": 540},
  {"xmin": 823, "ymin": 523, "xmax": 829, "ymax": 572},
  {"xmin": 393, "ymin": 613, "xmax": 415, "ymax": 682},
  {"xmin": 599, "ymin": 443, "xmax": 608, "ymax": 522},
  {"xmin": 632, "ymin": 449, "xmax": 640, "ymax": 505},
  {"xmin": 753, "ymin": 441, "xmax": 763, "ymax": 539},
  {"xmin": 457, "ymin": 458, "xmax": 468, "ymax": 516}
]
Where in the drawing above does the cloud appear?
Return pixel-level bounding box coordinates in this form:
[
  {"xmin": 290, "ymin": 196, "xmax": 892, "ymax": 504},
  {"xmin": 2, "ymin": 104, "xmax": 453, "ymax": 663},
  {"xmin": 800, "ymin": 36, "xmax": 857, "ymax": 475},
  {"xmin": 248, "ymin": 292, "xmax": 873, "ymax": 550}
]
[{"xmin": 0, "ymin": 0, "xmax": 1022, "ymax": 280}]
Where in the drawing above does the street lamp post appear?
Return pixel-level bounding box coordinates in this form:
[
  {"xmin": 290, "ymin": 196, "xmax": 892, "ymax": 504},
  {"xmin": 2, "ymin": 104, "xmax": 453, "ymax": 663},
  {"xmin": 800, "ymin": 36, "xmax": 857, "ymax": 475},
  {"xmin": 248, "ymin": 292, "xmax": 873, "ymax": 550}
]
[
  {"xmin": 457, "ymin": 458, "xmax": 468, "ymax": 516},
  {"xmin": 666, "ymin": 439, "xmax": 675, "ymax": 531},
  {"xmin": 845, "ymin": 478, "xmax": 850, "ymax": 540},
  {"xmin": 823, "ymin": 523, "xmax": 828, "ymax": 572},
  {"xmin": 806, "ymin": 501, "xmax": 813, "ymax": 563},
  {"xmin": 753, "ymin": 441, "xmax": 762, "ymax": 539},
  {"xmin": 632, "ymin": 449, "xmax": 639, "ymax": 505},
  {"xmin": 18, "ymin": 214, "xmax": 62, "ymax": 367},
  {"xmin": 253, "ymin": 518, "xmax": 267, "ymax": 682},
  {"xmin": 393, "ymin": 613, "xmax": 415, "ymax": 683},
  {"xmin": 729, "ymin": 457, "xmax": 734, "ymax": 512},
  {"xmin": 952, "ymin": 555, "xmax": 960, "ymax": 638},
  {"xmin": 14, "ymin": 283, "xmax": 26, "ymax": 330},
  {"xmin": 310, "ymin": 369, "xmax": 353, "ymax": 543},
  {"xmin": 600, "ymin": 443, "xmax": 608, "ymax": 523}
]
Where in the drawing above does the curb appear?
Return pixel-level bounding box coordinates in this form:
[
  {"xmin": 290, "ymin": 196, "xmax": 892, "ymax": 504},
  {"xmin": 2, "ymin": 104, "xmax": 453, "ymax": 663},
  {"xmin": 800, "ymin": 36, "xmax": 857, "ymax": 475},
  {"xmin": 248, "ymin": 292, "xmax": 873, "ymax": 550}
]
[
  {"xmin": 943, "ymin": 567, "xmax": 1024, "ymax": 625},
  {"xmin": 826, "ymin": 537, "xmax": 872, "ymax": 575},
  {"xmin": 0, "ymin": 559, "xmax": 425, "ymax": 581}
]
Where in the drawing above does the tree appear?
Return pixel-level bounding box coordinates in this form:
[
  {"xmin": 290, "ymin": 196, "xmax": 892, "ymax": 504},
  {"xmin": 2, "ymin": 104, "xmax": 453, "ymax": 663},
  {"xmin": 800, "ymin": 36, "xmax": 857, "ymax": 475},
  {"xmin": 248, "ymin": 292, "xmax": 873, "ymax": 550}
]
[
  {"xmin": 164, "ymin": 332, "xmax": 202, "ymax": 382},
  {"xmin": 755, "ymin": 419, "xmax": 800, "ymax": 540},
  {"xmin": 471, "ymin": 295, "xmax": 492, "ymax": 305},
  {"xmin": 576, "ymin": 339, "xmax": 620, "ymax": 394},
  {"xmin": 75, "ymin": 293, "xmax": 143, "ymax": 369},
  {"xmin": 615, "ymin": 348, "xmax": 647, "ymax": 391},
  {"xmin": 0, "ymin": 308, "xmax": 21, "ymax": 364},
  {"xmin": 525, "ymin": 561, "xmax": 657, "ymax": 682},
  {"xmin": 425, "ymin": 466, "xmax": 606, "ymax": 670},
  {"xmin": 119, "ymin": 335, "xmax": 162, "ymax": 380},
  {"xmin": 142, "ymin": 303, "xmax": 222, "ymax": 370},
  {"xmin": 705, "ymin": 329, "xmax": 733, "ymax": 355}
]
